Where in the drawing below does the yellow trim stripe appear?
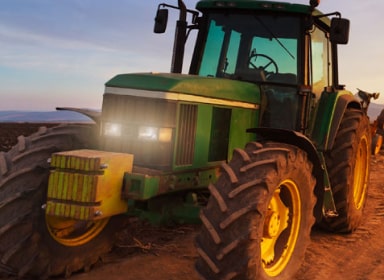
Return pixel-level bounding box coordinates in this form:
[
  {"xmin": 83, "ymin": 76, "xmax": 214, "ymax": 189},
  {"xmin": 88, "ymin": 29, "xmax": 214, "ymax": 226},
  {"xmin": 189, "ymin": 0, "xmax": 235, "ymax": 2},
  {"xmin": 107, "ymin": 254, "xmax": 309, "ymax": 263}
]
[{"xmin": 105, "ymin": 87, "xmax": 259, "ymax": 110}]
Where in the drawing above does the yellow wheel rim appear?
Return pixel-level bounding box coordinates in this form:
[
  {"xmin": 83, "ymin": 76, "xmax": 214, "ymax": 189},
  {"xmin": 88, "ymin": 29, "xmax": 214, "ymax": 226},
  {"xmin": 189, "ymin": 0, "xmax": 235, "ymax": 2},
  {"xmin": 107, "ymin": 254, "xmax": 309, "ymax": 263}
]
[
  {"xmin": 373, "ymin": 135, "xmax": 383, "ymax": 155},
  {"xmin": 353, "ymin": 135, "xmax": 369, "ymax": 210},
  {"xmin": 262, "ymin": 179, "xmax": 301, "ymax": 277},
  {"xmin": 46, "ymin": 215, "xmax": 110, "ymax": 247}
]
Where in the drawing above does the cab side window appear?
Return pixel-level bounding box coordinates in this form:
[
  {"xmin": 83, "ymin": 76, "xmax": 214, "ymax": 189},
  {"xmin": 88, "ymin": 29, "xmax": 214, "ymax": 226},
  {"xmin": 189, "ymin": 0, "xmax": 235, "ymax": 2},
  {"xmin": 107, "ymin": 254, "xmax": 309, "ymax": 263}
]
[{"xmin": 310, "ymin": 25, "xmax": 333, "ymax": 97}]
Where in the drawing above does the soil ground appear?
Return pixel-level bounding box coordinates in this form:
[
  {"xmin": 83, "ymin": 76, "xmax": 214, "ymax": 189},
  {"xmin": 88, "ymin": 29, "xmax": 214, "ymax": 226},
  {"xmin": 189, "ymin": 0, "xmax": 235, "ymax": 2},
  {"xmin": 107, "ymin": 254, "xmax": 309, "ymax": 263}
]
[
  {"xmin": 1, "ymin": 123, "xmax": 384, "ymax": 280},
  {"xmin": 0, "ymin": 123, "xmax": 60, "ymax": 152}
]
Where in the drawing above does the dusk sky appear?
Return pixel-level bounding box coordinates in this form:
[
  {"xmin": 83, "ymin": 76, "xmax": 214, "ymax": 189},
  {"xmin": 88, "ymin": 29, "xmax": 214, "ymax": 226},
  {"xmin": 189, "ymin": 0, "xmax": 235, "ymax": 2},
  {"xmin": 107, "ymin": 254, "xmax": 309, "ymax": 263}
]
[{"xmin": 1, "ymin": 0, "xmax": 383, "ymax": 110}]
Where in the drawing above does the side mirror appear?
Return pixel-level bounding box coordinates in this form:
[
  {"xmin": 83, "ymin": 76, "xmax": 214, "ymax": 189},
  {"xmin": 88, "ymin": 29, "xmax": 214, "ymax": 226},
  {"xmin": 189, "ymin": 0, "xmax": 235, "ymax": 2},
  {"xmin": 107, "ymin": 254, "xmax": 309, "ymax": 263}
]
[
  {"xmin": 330, "ymin": 18, "xmax": 350, "ymax": 44},
  {"xmin": 154, "ymin": 9, "xmax": 168, "ymax": 34}
]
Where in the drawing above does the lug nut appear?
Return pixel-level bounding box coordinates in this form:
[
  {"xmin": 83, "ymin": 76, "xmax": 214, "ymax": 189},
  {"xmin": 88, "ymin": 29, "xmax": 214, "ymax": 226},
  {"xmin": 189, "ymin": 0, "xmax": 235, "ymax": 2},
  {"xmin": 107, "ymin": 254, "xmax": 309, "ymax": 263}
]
[{"xmin": 94, "ymin": 210, "xmax": 103, "ymax": 216}]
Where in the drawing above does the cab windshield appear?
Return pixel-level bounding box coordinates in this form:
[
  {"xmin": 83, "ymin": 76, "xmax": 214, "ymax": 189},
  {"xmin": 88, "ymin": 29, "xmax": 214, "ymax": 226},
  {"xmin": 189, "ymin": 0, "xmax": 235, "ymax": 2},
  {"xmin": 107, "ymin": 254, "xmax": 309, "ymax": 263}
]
[{"xmin": 198, "ymin": 13, "xmax": 301, "ymax": 85}]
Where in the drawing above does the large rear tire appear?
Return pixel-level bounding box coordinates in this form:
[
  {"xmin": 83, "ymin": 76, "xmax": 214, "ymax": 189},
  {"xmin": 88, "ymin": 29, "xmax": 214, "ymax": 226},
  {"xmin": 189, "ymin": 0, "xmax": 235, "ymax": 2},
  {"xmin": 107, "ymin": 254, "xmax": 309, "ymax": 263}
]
[
  {"xmin": 323, "ymin": 108, "xmax": 371, "ymax": 232},
  {"xmin": 195, "ymin": 142, "xmax": 316, "ymax": 279},
  {"xmin": 0, "ymin": 124, "xmax": 120, "ymax": 278}
]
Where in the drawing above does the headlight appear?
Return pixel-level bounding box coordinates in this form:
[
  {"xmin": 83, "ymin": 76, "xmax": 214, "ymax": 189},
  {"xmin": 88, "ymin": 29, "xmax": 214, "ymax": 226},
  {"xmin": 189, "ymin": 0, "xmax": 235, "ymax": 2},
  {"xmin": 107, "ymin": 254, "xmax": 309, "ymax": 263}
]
[
  {"xmin": 103, "ymin": 123, "xmax": 122, "ymax": 137},
  {"xmin": 138, "ymin": 126, "xmax": 172, "ymax": 142}
]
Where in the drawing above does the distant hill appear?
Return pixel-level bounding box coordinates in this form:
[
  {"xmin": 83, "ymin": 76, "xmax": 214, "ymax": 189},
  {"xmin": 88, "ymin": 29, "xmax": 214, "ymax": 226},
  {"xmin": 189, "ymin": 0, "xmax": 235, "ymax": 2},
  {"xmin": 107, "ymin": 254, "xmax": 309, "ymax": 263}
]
[{"xmin": 0, "ymin": 110, "xmax": 94, "ymax": 123}]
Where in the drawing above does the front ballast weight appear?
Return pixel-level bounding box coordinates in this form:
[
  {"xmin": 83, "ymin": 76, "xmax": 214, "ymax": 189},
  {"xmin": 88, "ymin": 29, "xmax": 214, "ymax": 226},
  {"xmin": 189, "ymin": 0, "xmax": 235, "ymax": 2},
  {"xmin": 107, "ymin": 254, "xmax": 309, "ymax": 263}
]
[
  {"xmin": 45, "ymin": 148, "xmax": 213, "ymax": 225},
  {"xmin": 45, "ymin": 149, "xmax": 133, "ymax": 220}
]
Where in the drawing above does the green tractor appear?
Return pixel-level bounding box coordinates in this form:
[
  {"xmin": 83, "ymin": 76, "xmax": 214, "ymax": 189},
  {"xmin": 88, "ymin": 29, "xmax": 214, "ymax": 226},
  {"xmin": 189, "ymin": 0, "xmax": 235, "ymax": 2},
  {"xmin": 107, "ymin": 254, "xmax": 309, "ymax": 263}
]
[{"xmin": 0, "ymin": 0, "xmax": 377, "ymax": 279}]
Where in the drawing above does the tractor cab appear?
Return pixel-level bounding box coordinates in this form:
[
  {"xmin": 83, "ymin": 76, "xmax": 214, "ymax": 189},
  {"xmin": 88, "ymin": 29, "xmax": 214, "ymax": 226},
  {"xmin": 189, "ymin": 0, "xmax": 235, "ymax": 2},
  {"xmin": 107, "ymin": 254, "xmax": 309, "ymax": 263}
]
[
  {"xmin": 194, "ymin": 11, "xmax": 301, "ymax": 130},
  {"xmin": 156, "ymin": 0, "xmax": 350, "ymax": 133}
]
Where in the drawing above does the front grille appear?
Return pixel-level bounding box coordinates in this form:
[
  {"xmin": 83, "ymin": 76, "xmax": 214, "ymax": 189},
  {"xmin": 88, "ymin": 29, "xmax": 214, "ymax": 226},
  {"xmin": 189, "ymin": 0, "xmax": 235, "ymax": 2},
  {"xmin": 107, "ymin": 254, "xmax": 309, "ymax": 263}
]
[
  {"xmin": 175, "ymin": 104, "xmax": 198, "ymax": 166},
  {"xmin": 101, "ymin": 93, "xmax": 177, "ymax": 168},
  {"xmin": 102, "ymin": 94, "xmax": 176, "ymax": 126},
  {"xmin": 101, "ymin": 93, "xmax": 200, "ymax": 169}
]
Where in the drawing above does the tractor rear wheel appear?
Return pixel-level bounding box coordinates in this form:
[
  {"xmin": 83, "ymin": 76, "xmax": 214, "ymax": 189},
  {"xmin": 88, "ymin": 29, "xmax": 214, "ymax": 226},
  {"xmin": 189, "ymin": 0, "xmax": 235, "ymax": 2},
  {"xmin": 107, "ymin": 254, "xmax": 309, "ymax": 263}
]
[
  {"xmin": 195, "ymin": 142, "xmax": 316, "ymax": 279},
  {"xmin": 323, "ymin": 108, "xmax": 371, "ymax": 232},
  {"xmin": 0, "ymin": 124, "xmax": 120, "ymax": 278}
]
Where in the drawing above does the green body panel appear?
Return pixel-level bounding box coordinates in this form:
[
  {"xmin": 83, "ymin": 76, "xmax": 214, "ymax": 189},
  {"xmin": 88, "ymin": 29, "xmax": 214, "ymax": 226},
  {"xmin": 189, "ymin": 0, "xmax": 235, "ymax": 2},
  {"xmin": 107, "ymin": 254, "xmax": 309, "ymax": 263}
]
[
  {"xmin": 228, "ymin": 108, "xmax": 258, "ymax": 158},
  {"xmin": 193, "ymin": 104, "xmax": 212, "ymax": 167},
  {"xmin": 129, "ymin": 192, "xmax": 201, "ymax": 225},
  {"xmin": 106, "ymin": 73, "xmax": 260, "ymax": 104},
  {"xmin": 124, "ymin": 168, "xmax": 218, "ymax": 200},
  {"xmin": 124, "ymin": 173, "xmax": 160, "ymax": 200},
  {"xmin": 311, "ymin": 91, "xmax": 338, "ymax": 150},
  {"xmin": 310, "ymin": 90, "xmax": 354, "ymax": 151},
  {"xmin": 317, "ymin": 152, "xmax": 337, "ymax": 215},
  {"xmin": 172, "ymin": 104, "xmax": 258, "ymax": 171}
]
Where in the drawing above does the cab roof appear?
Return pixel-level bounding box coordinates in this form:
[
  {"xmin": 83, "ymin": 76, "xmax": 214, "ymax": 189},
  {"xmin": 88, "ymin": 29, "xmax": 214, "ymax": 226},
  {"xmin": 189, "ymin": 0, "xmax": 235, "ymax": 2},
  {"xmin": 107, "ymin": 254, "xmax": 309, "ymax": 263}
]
[
  {"xmin": 197, "ymin": 0, "xmax": 309, "ymax": 13},
  {"xmin": 196, "ymin": 0, "xmax": 329, "ymax": 25}
]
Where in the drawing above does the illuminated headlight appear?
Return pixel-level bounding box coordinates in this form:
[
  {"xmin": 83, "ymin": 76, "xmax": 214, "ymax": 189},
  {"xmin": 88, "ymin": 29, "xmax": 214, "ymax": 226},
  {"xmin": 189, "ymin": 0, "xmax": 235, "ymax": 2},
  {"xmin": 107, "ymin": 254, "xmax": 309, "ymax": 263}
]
[
  {"xmin": 138, "ymin": 126, "xmax": 172, "ymax": 142},
  {"xmin": 103, "ymin": 123, "xmax": 122, "ymax": 137}
]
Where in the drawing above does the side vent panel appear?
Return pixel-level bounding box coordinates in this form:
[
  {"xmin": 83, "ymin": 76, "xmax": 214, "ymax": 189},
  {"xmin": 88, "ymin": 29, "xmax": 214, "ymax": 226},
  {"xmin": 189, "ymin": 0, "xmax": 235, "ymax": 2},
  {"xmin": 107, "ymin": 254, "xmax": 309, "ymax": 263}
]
[{"xmin": 175, "ymin": 104, "xmax": 197, "ymax": 166}]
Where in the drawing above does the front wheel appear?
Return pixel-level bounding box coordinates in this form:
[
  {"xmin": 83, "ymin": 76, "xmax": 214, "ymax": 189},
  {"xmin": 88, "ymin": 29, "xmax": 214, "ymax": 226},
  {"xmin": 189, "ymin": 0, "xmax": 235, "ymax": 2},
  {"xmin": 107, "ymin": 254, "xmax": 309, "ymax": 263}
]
[
  {"xmin": 0, "ymin": 124, "xmax": 120, "ymax": 278},
  {"xmin": 195, "ymin": 142, "xmax": 316, "ymax": 279}
]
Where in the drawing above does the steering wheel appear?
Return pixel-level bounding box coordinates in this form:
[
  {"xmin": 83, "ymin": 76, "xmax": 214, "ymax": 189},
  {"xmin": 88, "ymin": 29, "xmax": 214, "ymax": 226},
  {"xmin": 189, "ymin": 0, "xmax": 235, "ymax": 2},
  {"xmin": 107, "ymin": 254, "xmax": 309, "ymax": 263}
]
[{"xmin": 248, "ymin": 53, "xmax": 279, "ymax": 74}]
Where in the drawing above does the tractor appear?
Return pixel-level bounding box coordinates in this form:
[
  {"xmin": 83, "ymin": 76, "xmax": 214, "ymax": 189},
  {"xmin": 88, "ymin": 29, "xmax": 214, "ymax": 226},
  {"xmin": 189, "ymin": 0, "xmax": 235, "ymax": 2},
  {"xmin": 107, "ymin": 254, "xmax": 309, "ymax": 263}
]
[{"xmin": 0, "ymin": 0, "xmax": 377, "ymax": 279}]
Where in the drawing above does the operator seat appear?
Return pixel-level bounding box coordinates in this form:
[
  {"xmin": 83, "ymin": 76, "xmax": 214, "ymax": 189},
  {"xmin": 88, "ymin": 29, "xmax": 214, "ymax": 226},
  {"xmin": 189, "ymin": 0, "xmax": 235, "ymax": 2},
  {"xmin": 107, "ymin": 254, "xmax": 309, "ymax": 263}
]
[
  {"xmin": 267, "ymin": 73, "xmax": 297, "ymax": 84},
  {"xmin": 235, "ymin": 68, "xmax": 266, "ymax": 83}
]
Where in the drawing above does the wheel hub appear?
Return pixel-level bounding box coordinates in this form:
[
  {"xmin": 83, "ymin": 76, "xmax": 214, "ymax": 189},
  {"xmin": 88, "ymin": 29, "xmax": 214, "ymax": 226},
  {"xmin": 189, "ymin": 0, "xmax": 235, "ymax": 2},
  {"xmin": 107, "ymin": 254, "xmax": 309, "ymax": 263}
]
[
  {"xmin": 262, "ymin": 180, "xmax": 302, "ymax": 277},
  {"xmin": 264, "ymin": 210, "xmax": 281, "ymax": 238}
]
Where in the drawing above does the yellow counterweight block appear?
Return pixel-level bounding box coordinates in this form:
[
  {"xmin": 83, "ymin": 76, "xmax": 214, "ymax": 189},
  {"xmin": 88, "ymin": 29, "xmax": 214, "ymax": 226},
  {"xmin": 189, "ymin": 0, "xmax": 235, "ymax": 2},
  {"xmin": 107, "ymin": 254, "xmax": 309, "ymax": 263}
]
[{"xmin": 46, "ymin": 149, "xmax": 134, "ymax": 220}]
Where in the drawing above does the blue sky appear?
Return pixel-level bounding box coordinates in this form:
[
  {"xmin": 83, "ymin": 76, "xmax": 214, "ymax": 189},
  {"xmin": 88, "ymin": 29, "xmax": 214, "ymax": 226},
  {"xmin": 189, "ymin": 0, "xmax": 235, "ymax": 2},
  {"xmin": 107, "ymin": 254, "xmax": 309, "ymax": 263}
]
[{"xmin": 1, "ymin": 0, "xmax": 383, "ymax": 110}]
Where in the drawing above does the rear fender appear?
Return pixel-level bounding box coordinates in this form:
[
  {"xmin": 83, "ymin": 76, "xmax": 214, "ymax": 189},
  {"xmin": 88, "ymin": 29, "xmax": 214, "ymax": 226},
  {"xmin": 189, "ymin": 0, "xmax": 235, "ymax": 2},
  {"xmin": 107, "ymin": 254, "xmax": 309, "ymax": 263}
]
[
  {"xmin": 325, "ymin": 95, "xmax": 361, "ymax": 151},
  {"xmin": 312, "ymin": 93, "xmax": 361, "ymax": 152}
]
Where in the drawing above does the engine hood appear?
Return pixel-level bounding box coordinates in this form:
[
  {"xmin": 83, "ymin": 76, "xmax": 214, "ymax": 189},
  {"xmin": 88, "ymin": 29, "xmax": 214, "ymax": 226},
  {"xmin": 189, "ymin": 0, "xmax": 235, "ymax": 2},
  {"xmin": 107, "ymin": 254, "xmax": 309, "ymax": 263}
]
[{"xmin": 105, "ymin": 72, "xmax": 260, "ymax": 105}]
